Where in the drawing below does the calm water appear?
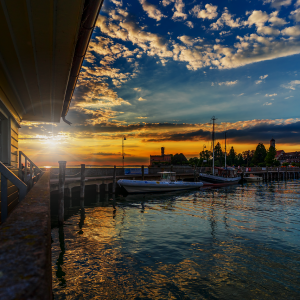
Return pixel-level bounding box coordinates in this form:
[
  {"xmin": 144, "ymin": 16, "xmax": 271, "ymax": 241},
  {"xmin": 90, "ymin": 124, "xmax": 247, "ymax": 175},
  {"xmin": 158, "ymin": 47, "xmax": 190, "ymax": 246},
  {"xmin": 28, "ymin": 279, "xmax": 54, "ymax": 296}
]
[{"xmin": 51, "ymin": 181, "xmax": 300, "ymax": 299}]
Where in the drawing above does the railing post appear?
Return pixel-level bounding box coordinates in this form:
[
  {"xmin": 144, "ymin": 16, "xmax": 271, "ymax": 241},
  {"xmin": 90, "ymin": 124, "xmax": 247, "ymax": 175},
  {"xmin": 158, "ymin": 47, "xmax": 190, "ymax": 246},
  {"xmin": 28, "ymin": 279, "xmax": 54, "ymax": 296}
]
[
  {"xmin": 112, "ymin": 165, "xmax": 116, "ymax": 194},
  {"xmin": 285, "ymin": 166, "xmax": 287, "ymax": 181},
  {"xmin": 24, "ymin": 157, "xmax": 28, "ymax": 184},
  {"xmin": 18, "ymin": 151, "xmax": 22, "ymax": 179},
  {"xmin": 1, "ymin": 174, "xmax": 8, "ymax": 223},
  {"xmin": 58, "ymin": 161, "xmax": 66, "ymax": 225},
  {"xmin": 30, "ymin": 162, "xmax": 33, "ymax": 188},
  {"xmin": 141, "ymin": 165, "xmax": 144, "ymax": 180},
  {"xmin": 80, "ymin": 164, "xmax": 85, "ymax": 198}
]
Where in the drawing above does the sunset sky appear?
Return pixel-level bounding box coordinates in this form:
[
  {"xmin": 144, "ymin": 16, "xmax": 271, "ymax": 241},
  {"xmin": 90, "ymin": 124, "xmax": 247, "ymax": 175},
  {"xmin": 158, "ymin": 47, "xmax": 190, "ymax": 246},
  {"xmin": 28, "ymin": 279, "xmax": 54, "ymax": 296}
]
[{"xmin": 19, "ymin": 0, "xmax": 300, "ymax": 167}]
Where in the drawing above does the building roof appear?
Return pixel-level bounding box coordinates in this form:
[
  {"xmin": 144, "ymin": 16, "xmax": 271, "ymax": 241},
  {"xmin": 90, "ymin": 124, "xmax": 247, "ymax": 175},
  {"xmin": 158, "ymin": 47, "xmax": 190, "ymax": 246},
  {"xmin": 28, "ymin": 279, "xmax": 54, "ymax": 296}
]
[{"xmin": 0, "ymin": 0, "xmax": 104, "ymax": 123}]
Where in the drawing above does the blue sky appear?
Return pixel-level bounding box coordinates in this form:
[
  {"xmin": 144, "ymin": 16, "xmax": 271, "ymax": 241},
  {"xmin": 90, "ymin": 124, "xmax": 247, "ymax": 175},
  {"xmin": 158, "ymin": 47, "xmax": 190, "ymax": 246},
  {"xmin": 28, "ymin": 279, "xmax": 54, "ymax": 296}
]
[{"xmin": 19, "ymin": 0, "xmax": 300, "ymax": 165}]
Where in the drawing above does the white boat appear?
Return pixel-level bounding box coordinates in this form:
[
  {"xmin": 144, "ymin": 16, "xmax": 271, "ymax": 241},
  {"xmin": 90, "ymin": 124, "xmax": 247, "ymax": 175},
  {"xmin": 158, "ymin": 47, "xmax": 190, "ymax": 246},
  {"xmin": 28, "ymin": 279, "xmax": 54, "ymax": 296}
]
[
  {"xmin": 118, "ymin": 172, "xmax": 203, "ymax": 193},
  {"xmin": 199, "ymin": 167, "xmax": 241, "ymax": 184},
  {"xmin": 245, "ymin": 175, "xmax": 262, "ymax": 182}
]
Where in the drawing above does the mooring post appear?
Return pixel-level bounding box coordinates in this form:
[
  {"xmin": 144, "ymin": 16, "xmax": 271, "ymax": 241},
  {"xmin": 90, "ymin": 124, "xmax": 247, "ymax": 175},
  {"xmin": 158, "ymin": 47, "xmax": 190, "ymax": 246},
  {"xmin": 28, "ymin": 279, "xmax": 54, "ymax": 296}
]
[
  {"xmin": 171, "ymin": 164, "xmax": 173, "ymax": 172},
  {"xmin": 142, "ymin": 165, "xmax": 144, "ymax": 180},
  {"xmin": 285, "ymin": 166, "xmax": 287, "ymax": 180},
  {"xmin": 241, "ymin": 169, "xmax": 244, "ymax": 183},
  {"xmin": 105, "ymin": 183, "xmax": 108, "ymax": 193},
  {"xmin": 58, "ymin": 161, "xmax": 66, "ymax": 225},
  {"xmin": 112, "ymin": 165, "xmax": 116, "ymax": 194},
  {"xmin": 96, "ymin": 184, "xmax": 100, "ymax": 193},
  {"xmin": 80, "ymin": 164, "xmax": 85, "ymax": 198},
  {"xmin": 278, "ymin": 168, "xmax": 279, "ymax": 181}
]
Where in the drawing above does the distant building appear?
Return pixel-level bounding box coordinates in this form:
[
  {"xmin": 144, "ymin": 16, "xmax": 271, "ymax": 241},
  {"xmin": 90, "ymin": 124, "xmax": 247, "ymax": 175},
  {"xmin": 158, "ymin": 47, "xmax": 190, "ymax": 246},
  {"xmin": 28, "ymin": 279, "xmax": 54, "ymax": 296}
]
[
  {"xmin": 270, "ymin": 138, "xmax": 275, "ymax": 148},
  {"xmin": 150, "ymin": 147, "xmax": 172, "ymax": 166},
  {"xmin": 275, "ymin": 150, "xmax": 285, "ymax": 160},
  {"xmin": 278, "ymin": 151, "xmax": 300, "ymax": 164}
]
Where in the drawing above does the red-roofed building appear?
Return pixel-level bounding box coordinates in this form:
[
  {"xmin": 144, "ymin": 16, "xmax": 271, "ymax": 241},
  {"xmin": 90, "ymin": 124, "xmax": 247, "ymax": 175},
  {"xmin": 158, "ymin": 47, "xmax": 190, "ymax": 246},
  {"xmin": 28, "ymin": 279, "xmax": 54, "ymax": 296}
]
[
  {"xmin": 150, "ymin": 147, "xmax": 172, "ymax": 166},
  {"xmin": 278, "ymin": 151, "xmax": 300, "ymax": 164},
  {"xmin": 275, "ymin": 150, "xmax": 285, "ymax": 160}
]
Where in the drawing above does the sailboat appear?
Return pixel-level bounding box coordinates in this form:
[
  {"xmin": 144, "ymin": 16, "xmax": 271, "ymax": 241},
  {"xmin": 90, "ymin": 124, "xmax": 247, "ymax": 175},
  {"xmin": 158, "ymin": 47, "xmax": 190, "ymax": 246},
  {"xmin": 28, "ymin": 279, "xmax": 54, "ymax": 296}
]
[{"xmin": 198, "ymin": 117, "xmax": 241, "ymax": 184}]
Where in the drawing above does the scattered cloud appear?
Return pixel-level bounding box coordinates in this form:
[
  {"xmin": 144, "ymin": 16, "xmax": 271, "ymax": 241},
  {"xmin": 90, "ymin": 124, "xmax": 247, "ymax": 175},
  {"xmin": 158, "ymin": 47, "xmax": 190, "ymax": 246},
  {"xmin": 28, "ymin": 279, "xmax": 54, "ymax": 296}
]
[
  {"xmin": 281, "ymin": 25, "xmax": 300, "ymax": 36},
  {"xmin": 281, "ymin": 79, "xmax": 300, "ymax": 89},
  {"xmin": 134, "ymin": 87, "xmax": 142, "ymax": 92},
  {"xmin": 210, "ymin": 8, "xmax": 241, "ymax": 30},
  {"xmin": 136, "ymin": 116, "xmax": 148, "ymax": 119},
  {"xmin": 265, "ymin": 93, "xmax": 277, "ymax": 96},
  {"xmin": 172, "ymin": 0, "xmax": 188, "ymax": 21},
  {"xmin": 263, "ymin": 102, "xmax": 273, "ymax": 105},
  {"xmin": 190, "ymin": 4, "xmax": 218, "ymax": 20},
  {"xmin": 138, "ymin": 97, "xmax": 147, "ymax": 101},
  {"xmin": 218, "ymin": 80, "xmax": 238, "ymax": 86},
  {"xmin": 285, "ymin": 95, "xmax": 294, "ymax": 99},
  {"xmin": 238, "ymin": 93, "xmax": 244, "ymax": 96},
  {"xmin": 139, "ymin": 0, "xmax": 166, "ymax": 21},
  {"xmin": 185, "ymin": 21, "xmax": 194, "ymax": 28},
  {"xmin": 263, "ymin": 0, "xmax": 292, "ymax": 9}
]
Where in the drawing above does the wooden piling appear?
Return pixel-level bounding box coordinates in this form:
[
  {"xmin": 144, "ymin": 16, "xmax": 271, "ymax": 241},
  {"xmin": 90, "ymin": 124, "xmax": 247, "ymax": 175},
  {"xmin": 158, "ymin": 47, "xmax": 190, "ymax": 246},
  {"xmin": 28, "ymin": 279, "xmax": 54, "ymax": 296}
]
[
  {"xmin": 141, "ymin": 165, "xmax": 144, "ymax": 180},
  {"xmin": 96, "ymin": 184, "xmax": 100, "ymax": 193},
  {"xmin": 58, "ymin": 161, "xmax": 66, "ymax": 225},
  {"xmin": 105, "ymin": 183, "xmax": 108, "ymax": 193},
  {"xmin": 30, "ymin": 162, "xmax": 33, "ymax": 188},
  {"xmin": 80, "ymin": 164, "xmax": 85, "ymax": 198},
  {"xmin": 285, "ymin": 166, "xmax": 287, "ymax": 180},
  {"xmin": 112, "ymin": 165, "xmax": 116, "ymax": 194}
]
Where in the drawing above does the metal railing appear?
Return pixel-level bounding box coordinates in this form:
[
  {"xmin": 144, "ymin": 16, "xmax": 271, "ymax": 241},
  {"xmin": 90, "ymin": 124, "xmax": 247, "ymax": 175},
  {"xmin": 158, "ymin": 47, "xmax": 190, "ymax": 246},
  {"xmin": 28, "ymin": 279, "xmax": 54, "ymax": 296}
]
[
  {"xmin": 0, "ymin": 161, "xmax": 27, "ymax": 223},
  {"xmin": 18, "ymin": 151, "xmax": 43, "ymax": 189}
]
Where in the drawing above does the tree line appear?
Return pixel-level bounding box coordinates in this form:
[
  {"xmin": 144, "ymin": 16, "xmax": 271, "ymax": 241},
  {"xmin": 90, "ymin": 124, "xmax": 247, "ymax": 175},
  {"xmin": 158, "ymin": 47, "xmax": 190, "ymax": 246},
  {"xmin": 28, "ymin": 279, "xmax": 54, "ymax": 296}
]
[{"xmin": 152, "ymin": 143, "xmax": 294, "ymax": 167}]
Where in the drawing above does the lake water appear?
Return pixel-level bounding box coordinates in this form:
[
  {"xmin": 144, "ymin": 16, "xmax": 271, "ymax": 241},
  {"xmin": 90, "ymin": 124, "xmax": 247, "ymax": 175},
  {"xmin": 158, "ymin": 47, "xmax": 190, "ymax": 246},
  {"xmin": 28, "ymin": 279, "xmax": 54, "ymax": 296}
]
[{"xmin": 51, "ymin": 180, "xmax": 300, "ymax": 299}]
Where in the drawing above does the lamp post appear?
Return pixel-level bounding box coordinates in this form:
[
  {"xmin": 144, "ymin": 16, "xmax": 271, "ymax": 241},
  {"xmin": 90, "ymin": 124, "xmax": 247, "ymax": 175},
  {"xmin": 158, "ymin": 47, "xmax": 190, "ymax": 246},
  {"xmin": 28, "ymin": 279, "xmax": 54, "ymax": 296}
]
[{"xmin": 122, "ymin": 136, "xmax": 126, "ymax": 168}]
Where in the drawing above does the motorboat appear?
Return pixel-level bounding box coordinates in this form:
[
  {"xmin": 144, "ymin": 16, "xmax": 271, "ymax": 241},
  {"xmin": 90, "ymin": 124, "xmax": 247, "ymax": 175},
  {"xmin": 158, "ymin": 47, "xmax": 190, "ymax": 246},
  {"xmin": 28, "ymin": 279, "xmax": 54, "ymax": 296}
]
[
  {"xmin": 244, "ymin": 175, "xmax": 262, "ymax": 182},
  {"xmin": 199, "ymin": 167, "xmax": 241, "ymax": 184},
  {"xmin": 118, "ymin": 171, "xmax": 203, "ymax": 193}
]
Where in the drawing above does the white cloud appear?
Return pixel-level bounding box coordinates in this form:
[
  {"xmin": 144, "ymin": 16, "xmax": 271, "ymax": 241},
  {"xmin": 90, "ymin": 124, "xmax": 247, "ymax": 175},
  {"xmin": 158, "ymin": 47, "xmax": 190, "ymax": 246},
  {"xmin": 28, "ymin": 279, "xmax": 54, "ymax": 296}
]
[
  {"xmin": 185, "ymin": 21, "xmax": 194, "ymax": 28},
  {"xmin": 136, "ymin": 116, "xmax": 148, "ymax": 119},
  {"xmin": 263, "ymin": 102, "xmax": 273, "ymax": 105},
  {"xmin": 211, "ymin": 8, "xmax": 241, "ymax": 30},
  {"xmin": 138, "ymin": 97, "xmax": 147, "ymax": 101},
  {"xmin": 268, "ymin": 11, "xmax": 288, "ymax": 26},
  {"xmin": 260, "ymin": 74, "xmax": 268, "ymax": 79},
  {"xmin": 255, "ymin": 80, "xmax": 263, "ymax": 84},
  {"xmin": 281, "ymin": 25, "xmax": 300, "ymax": 36},
  {"xmin": 257, "ymin": 26, "xmax": 280, "ymax": 35},
  {"xmin": 172, "ymin": 0, "xmax": 188, "ymax": 21},
  {"xmin": 162, "ymin": 0, "xmax": 172, "ymax": 6},
  {"xmin": 190, "ymin": 4, "xmax": 218, "ymax": 20},
  {"xmin": 110, "ymin": 0, "xmax": 123, "ymax": 6},
  {"xmin": 238, "ymin": 93, "xmax": 244, "ymax": 96},
  {"xmin": 263, "ymin": 0, "xmax": 292, "ymax": 8},
  {"xmin": 282, "ymin": 80, "xmax": 300, "ymax": 89},
  {"xmin": 218, "ymin": 80, "xmax": 238, "ymax": 86},
  {"xmin": 134, "ymin": 87, "xmax": 142, "ymax": 92},
  {"xmin": 285, "ymin": 95, "xmax": 294, "ymax": 99},
  {"xmin": 290, "ymin": 9, "xmax": 300, "ymax": 22},
  {"xmin": 245, "ymin": 10, "xmax": 269, "ymax": 29},
  {"xmin": 265, "ymin": 93, "xmax": 277, "ymax": 96},
  {"xmin": 139, "ymin": 0, "xmax": 166, "ymax": 21},
  {"xmin": 296, "ymin": 0, "xmax": 300, "ymax": 7}
]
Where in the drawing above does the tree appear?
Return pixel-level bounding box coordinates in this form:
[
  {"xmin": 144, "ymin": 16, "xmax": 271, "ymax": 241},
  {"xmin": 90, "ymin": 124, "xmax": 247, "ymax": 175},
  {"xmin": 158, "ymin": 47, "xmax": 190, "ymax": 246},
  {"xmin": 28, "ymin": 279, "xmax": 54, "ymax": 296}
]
[
  {"xmin": 189, "ymin": 157, "xmax": 200, "ymax": 166},
  {"xmin": 214, "ymin": 142, "xmax": 223, "ymax": 166},
  {"xmin": 171, "ymin": 153, "xmax": 188, "ymax": 165},
  {"xmin": 265, "ymin": 145, "xmax": 277, "ymax": 166},
  {"xmin": 228, "ymin": 146, "xmax": 236, "ymax": 165},
  {"xmin": 253, "ymin": 143, "xmax": 267, "ymax": 165}
]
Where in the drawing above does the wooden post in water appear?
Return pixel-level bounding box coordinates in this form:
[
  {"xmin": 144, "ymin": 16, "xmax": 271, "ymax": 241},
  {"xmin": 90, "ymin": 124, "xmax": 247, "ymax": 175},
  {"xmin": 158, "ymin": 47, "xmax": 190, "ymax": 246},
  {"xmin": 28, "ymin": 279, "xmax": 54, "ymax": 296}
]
[
  {"xmin": 278, "ymin": 168, "xmax": 279, "ymax": 181},
  {"xmin": 141, "ymin": 165, "xmax": 144, "ymax": 180},
  {"xmin": 58, "ymin": 161, "xmax": 66, "ymax": 225},
  {"xmin": 266, "ymin": 166, "xmax": 268, "ymax": 182},
  {"xmin": 112, "ymin": 165, "xmax": 116, "ymax": 194},
  {"xmin": 96, "ymin": 184, "xmax": 100, "ymax": 193},
  {"xmin": 105, "ymin": 183, "xmax": 108, "ymax": 193},
  {"xmin": 285, "ymin": 166, "xmax": 287, "ymax": 181},
  {"xmin": 171, "ymin": 165, "xmax": 173, "ymax": 172},
  {"xmin": 80, "ymin": 164, "xmax": 85, "ymax": 198}
]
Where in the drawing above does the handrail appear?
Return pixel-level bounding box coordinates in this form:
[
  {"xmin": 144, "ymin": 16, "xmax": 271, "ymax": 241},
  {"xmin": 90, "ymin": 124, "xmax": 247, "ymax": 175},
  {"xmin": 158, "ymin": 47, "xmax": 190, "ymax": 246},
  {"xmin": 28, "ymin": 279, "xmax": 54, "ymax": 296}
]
[
  {"xmin": 0, "ymin": 161, "xmax": 27, "ymax": 223},
  {"xmin": 19, "ymin": 151, "xmax": 42, "ymax": 173}
]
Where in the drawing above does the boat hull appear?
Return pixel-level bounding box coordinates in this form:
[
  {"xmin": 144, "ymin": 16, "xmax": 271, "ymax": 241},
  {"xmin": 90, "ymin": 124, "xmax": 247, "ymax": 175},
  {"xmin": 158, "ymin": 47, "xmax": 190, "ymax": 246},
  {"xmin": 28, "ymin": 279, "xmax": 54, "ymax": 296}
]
[
  {"xmin": 118, "ymin": 179, "xmax": 203, "ymax": 193},
  {"xmin": 198, "ymin": 173, "xmax": 241, "ymax": 184}
]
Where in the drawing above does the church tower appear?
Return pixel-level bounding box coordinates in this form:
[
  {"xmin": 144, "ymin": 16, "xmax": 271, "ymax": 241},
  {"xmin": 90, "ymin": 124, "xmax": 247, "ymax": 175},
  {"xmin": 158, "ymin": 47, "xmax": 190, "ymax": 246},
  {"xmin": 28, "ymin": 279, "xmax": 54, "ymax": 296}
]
[{"xmin": 270, "ymin": 138, "xmax": 275, "ymax": 148}]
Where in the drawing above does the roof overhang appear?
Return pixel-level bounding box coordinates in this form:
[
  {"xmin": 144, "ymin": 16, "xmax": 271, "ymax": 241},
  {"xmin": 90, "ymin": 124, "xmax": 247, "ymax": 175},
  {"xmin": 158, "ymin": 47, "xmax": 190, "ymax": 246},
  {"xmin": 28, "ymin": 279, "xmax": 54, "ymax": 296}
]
[{"xmin": 0, "ymin": 0, "xmax": 103, "ymax": 124}]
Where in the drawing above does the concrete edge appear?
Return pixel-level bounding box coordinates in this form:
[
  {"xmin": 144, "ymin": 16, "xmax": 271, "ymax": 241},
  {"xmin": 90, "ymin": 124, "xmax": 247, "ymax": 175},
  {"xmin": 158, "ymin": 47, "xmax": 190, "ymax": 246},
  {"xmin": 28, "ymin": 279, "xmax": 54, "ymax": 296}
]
[{"xmin": 0, "ymin": 171, "xmax": 52, "ymax": 300}]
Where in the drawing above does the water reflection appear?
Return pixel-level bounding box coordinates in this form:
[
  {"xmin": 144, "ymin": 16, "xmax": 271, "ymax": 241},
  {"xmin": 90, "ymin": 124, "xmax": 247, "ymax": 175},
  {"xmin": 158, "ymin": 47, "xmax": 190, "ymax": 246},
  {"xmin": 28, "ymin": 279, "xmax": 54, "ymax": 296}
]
[{"xmin": 51, "ymin": 181, "xmax": 300, "ymax": 299}]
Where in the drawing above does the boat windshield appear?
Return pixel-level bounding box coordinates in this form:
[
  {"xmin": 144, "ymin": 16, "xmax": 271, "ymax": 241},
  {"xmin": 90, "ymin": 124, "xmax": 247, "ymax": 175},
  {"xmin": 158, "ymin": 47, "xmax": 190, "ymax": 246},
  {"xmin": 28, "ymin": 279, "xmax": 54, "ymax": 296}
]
[{"xmin": 160, "ymin": 172, "xmax": 176, "ymax": 181}]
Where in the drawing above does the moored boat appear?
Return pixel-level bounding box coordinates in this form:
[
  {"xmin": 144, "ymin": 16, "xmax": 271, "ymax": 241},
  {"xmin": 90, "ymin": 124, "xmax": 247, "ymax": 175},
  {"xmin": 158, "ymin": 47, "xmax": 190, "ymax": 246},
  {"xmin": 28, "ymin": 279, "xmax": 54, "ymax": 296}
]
[
  {"xmin": 118, "ymin": 171, "xmax": 203, "ymax": 193},
  {"xmin": 245, "ymin": 175, "xmax": 262, "ymax": 182},
  {"xmin": 199, "ymin": 167, "xmax": 241, "ymax": 184}
]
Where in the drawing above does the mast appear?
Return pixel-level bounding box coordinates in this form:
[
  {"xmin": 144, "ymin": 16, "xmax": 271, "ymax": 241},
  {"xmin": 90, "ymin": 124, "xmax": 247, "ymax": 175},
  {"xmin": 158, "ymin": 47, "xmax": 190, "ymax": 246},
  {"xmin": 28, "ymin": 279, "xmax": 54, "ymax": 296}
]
[
  {"xmin": 225, "ymin": 131, "xmax": 227, "ymax": 168},
  {"xmin": 211, "ymin": 116, "xmax": 216, "ymax": 175}
]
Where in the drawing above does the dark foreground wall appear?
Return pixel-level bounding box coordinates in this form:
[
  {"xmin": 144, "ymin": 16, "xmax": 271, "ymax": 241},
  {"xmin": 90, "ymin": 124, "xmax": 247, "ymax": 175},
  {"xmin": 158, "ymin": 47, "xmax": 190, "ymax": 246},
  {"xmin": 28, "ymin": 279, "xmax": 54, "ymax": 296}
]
[{"xmin": 0, "ymin": 171, "xmax": 52, "ymax": 300}]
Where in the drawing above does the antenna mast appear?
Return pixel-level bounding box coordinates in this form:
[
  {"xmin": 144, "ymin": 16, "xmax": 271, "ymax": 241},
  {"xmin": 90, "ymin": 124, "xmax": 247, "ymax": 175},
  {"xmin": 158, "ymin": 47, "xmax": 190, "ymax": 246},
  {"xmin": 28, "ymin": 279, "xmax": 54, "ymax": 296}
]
[{"xmin": 211, "ymin": 116, "xmax": 216, "ymax": 175}]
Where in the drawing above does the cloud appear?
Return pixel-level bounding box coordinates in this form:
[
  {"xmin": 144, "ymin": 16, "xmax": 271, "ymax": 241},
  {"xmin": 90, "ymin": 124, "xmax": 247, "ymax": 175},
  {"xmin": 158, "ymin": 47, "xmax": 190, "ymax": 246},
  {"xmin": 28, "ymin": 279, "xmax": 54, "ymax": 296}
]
[
  {"xmin": 265, "ymin": 93, "xmax": 277, "ymax": 96},
  {"xmin": 172, "ymin": 0, "xmax": 188, "ymax": 21},
  {"xmin": 263, "ymin": 0, "xmax": 292, "ymax": 8},
  {"xmin": 245, "ymin": 10, "xmax": 269, "ymax": 29},
  {"xmin": 255, "ymin": 80, "xmax": 262, "ymax": 84},
  {"xmin": 257, "ymin": 26, "xmax": 280, "ymax": 35},
  {"xmin": 133, "ymin": 87, "xmax": 142, "ymax": 92},
  {"xmin": 290, "ymin": 9, "xmax": 300, "ymax": 22},
  {"xmin": 210, "ymin": 8, "xmax": 241, "ymax": 30},
  {"xmin": 138, "ymin": 97, "xmax": 146, "ymax": 101},
  {"xmin": 139, "ymin": 0, "xmax": 166, "ymax": 21},
  {"xmin": 281, "ymin": 25, "xmax": 300, "ymax": 36},
  {"xmin": 238, "ymin": 93, "xmax": 244, "ymax": 96},
  {"xmin": 281, "ymin": 80, "xmax": 300, "ymax": 89},
  {"xmin": 218, "ymin": 80, "xmax": 238, "ymax": 86},
  {"xmin": 190, "ymin": 4, "xmax": 218, "ymax": 20},
  {"xmin": 260, "ymin": 74, "xmax": 268, "ymax": 79},
  {"xmin": 136, "ymin": 117, "xmax": 148, "ymax": 119},
  {"xmin": 185, "ymin": 21, "xmax": 194, "ymax": 28},
  {"xmin": 263, "ymin": 102, "xmax": 273, "ymax": 105},
  {"xmin": 285, "ymin": 95, "xmax": 294, "ymax": 99},
  {"xmin": 268, "ymin": 11, "xmax": 288, "ymax": 26}
]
